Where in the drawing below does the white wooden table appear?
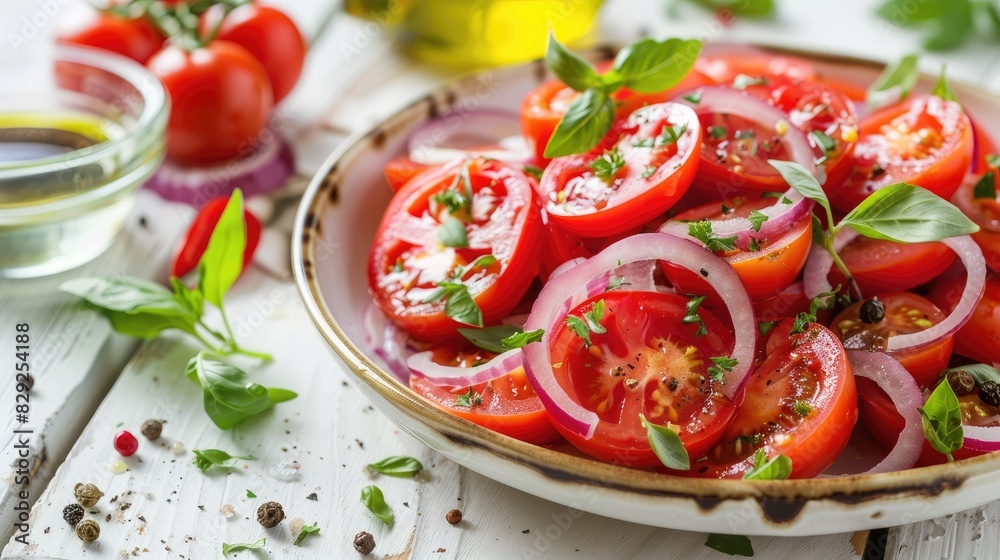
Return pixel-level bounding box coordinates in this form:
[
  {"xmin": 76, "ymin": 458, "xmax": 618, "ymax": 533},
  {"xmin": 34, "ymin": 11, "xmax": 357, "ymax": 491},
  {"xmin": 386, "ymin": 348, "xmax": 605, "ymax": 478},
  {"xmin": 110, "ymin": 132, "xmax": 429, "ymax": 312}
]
[{"xmin": 2, "ymin": 1, "xmax": 999, "ymax": 559}]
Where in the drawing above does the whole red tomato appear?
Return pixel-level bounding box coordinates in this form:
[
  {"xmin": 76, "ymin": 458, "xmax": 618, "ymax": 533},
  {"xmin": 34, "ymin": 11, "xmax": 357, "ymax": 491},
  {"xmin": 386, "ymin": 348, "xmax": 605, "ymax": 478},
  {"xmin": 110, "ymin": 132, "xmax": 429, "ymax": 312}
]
[
  {"xmin": 147, "ymin": 41, "xmax": 274, "ymax": 165},
  {"xmin": 201, "ymin": 4, "xmax": 306, "ymax": 102},
  {"xmin": 57, "ymin": 10, "xmax": 165, "ymax": 64}
]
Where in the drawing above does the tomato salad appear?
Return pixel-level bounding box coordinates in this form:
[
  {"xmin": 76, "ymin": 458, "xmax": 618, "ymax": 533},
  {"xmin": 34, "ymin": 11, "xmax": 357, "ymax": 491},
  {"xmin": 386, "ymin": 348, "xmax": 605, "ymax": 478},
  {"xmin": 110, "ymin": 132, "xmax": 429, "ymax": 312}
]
[{"xmin": 366, "ymin": 38, "xmax": 1000, "ymax": 480}]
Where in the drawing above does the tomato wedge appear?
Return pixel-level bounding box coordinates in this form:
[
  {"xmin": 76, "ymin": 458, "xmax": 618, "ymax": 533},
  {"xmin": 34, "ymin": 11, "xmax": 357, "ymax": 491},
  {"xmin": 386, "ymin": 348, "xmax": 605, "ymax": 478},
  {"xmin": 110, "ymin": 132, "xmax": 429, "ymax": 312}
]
[
  {"xmin": 409, "ymin": 345, "xmax": 560, "ymax": 445},
  {"xmin": 927, "ymin": 274, "xmax": 1000, "ymax": 365},
  {"xmin": 831, "ymin": 95, "xmax": 973, "ymax": 212},
  {"xmin": 831, "ymin": 292, "xmax": 953, "ymax": 388},
  {"xmin": 547, "ymin": 291, "xmax": 736, "ymax": 467},
  {"xmin": 538, "ymin": 102, "xmax": 701, "ymax": 237},
  {"xmin": 691, "ymin": 320, "xmax": 856, "ymax": 479},
  {"xmin": 829, "ymin": 236, "xmax": 956, "ymax": 296},
  {"xmin": 368, "ymin": 158, "xmax": 543, "ymax": 339}
]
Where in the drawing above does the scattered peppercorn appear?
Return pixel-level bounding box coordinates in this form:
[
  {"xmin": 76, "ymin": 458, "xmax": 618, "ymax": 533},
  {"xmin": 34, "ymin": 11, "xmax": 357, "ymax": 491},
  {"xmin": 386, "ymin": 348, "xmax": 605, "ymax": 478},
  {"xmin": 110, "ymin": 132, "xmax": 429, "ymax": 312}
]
[
  {"xmin": 859, "ymin": 298, "xmax": 885, "ymax": 324},
  {"xmin": 946, "ymin": 370, "xmax": 977, "ymax": 396},
  {"xmin": 979, "ymin": 380, "xmax": 1000, "ymax": 408},
  {"xmin": 76, "ymin": 519, "xmax": 100, "ymax": 543},
  {"xmin": 74, "ymin": 483, "xmax": 104, "ymax": 508},
  {"xmin": 62, "ymin": 504, "xmax": 84, "ymax": 526},
  {"xmin": 141, "ymin": 419, "xmax": 163, "ymax": 441},
  {"xmin": 354, "ymin": 531, "xmax": 376, "ymax": 555},
  {"xmin": 445, "ymin": 509, "xmax": 463, "ymax": 525},
  {"xmin": 257, "ymin": 501, "xmax": 284, "ymax": 528}
]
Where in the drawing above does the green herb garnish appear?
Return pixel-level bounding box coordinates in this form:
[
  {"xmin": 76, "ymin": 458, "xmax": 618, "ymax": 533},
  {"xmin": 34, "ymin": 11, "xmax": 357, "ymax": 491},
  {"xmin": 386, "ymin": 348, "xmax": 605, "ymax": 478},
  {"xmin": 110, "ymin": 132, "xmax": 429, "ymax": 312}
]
[
  {"xmin": 223, "ymin": 538, "xmax": 265, "ymax": 557},
  {"xmin": 687, "ymin": 220, "xmax": 738, "ymax": 252},
  {"xmin": 681, "ymin": 295, "xmax": 708, "ymax": 337},
  {"xmin": 919, "ymin": 380, "xmax": 964, "ymax": 462},
  {"xmin": 294, "ymin": 522, "xmax": 320, "ymax": 546},
  {"xmin": 641, "ymin": 414, "xmax": 690, "ymax": 470},
  {"xmin": 360, "ymin": 485, "xmax": 394, "ymax": 525},
  {"xmin": 743, "ymin": 449, "xmax": 792, "ymax": 480},
  {"xmin": 192, "ymin": 449, "xmax": 256, "ymax": 473},
  {"xmin": 367, "ymin": 456, "xmax": 424, "ymax": 478}
]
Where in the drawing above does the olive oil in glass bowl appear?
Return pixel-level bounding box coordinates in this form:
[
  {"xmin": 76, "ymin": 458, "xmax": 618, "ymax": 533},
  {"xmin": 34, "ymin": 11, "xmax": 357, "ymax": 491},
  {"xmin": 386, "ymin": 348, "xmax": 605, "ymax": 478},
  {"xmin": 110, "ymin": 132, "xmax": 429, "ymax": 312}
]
[{"xmin": 0, "ymin": 45, "xmax": 168, "ymax": 278}]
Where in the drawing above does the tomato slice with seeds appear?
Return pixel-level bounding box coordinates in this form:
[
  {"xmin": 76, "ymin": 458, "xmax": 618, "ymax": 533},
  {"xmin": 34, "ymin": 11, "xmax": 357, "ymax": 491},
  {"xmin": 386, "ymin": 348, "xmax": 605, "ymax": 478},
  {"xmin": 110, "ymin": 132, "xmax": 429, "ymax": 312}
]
[
  {"xmin": 409, "ymin": 345, "xmax": 560, "ymax": 445},
  {"xmin": 538, "ymin": 102, "xmax": 701, "ymax": 237},
  {"xmin": 547, "ymin": 291, "xmax": 736, "ymax": 468},
  {"xmin": 953, "ymin": 168, "xmax": 1000, "ymax": 273},
  {"xmin": 831, "ymin": 95, "xmax": 973, "ymax": 213},
  {"xmin": 927, "ymin": 275, "xmax": 1000, "ymax": 366},
  {"xmin": 539, "ymin": 215, "xmax": 640, "ymax": 281},
  {"xmin": 384, "ymin": 155, "xmax": 431, "ymax": 192},
  {"xmin": 368, "ymin": 158, "xmax": 542, "ymax": 339},
  {"xmin": 690, "ymin": 320, "xmax": 856, "ymax": 479},
  {"xmin": 828, "ymin": 236, "xmax": 956, "ymax": 296},
  {"xmin": 830, "ymin": 292, "xmax": 953, "ymax": 388}
]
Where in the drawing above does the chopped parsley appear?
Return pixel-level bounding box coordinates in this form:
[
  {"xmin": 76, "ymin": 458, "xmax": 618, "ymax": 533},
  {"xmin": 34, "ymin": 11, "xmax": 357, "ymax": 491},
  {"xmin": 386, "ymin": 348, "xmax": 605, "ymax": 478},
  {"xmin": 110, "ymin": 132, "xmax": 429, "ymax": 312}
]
[
  {"xmin": 523, "ymin": 164, "xmax": 544, "ymax": 180},
  {"xmin": 793, "ymin": 400, "xmax": 813, "ymax": 417},
  {"xmin": 748, "ymin": 237, "xmax": 760, "ymax": 252},
  {"xmin": 734, "ymin": 129, "xmax": 755, "ymax": 140},
  {"xmin": 791, "ymin": 286, "xmax": 840, "ymax": 334},
  {"xmin": 566, "ymin": 299, "xmax": 607, "ymax": 346},
  {"xmin": 687, "ymin": 220, "xmax": 738, "ymax": 252},
  {"xmin": 660, "ymin": 122, "xmax": 689, "ymax": 145},
  {"xmin": 707, "ymin": 125, "xmax": 727, "ymax": 140},
  {"xmin": 455, "ymin": 387, "xmax": 483, "ymax": 407},
  {"xmin": 683, "ymin": 90, "xmax": 703, "ymax": 104},
  {"xmin": 707, "ymin": 356, "xmax": 738, "ymax": 382},
  {"xmin": 590, "ymin": 149, "xmax": 626, "ymax": 182},
  {"xmin": 642, "ymin": 165, "xmax": 658, "ymax": 178},
  {"xmin": 433, "ymin": 187, "xmax": 469, "ymax": 215},
  {"xmin": 758, "ymin": 320, "xmax": 776, "ymax": 335},
  {"xmin": 974, "ymin": 171, "xmax": 996, "ymax": 199},
  {"xmin": 681, "ymin": 295, "xmax": 708, "ymax": 337},
  {"xmin": 811, "ymin": 130, "xmax": 837, "ymax": 162},
  {"xmin": 747, "ymin": 210, "xmax": 768, "ymax": 232}
]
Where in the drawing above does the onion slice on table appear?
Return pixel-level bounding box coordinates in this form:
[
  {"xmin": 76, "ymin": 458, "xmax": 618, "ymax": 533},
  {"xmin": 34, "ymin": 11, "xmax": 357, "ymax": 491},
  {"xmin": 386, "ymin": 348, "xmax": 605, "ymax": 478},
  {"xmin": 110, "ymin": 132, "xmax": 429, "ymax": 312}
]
[
  {"xmin": 406, "ymin": 348, "xmax": 525, "ymax": 387},
  {"xmin": 407, "ymin": 109, "xmax": 531, "ymax": 165},
  {"xmin": 674, "ymin": 86, "xmax": 822, "ymax": 183},
  {"xmin": 846, "ymin": 351, "xmax": 924, "ymax": 474},
  {"xmin": 146, "ymin": 128, "xmax": 295, "ymax": 206},
  {"xmin": 522, "ymin": 233, "xmax": 756, "ymax": 438}
]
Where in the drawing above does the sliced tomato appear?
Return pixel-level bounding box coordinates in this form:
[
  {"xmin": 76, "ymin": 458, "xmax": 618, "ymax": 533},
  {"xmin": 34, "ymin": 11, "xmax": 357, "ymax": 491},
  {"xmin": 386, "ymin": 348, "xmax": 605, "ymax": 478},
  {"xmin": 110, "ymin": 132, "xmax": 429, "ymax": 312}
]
[
  {"xmin": 368, "ymin": 158, "xmax": 542, "ymax": 339},
  {"xmin": 172, "ymin": 196, "xmax": 261, "ymax": 278},
  {"xmin": 831, "ymin": 95, "xmax": 973, "ymax": 213},
  {"xmin": 520, "ymin": 62, "xmax": 710, "ymax": 165},
  {"xmin": 538, "ymin": 102, "xmax": 700, "ymax": 237},
  {"xmin": 753, "ymin": 281, "xmax": 813, "ymax": 324},
  {"xmin": 669, "ymin": 196, "xmax": 813, "ymax": 299},
  {"xmin": 691, "ymin": 320, "xmax": 856, "ymax": 479},
  {"xmin": 829, "ymin": 236, "xmax": 956, "ymax": 296},
  {"xmin": 538, "ymin": 215, "xmax": 639, "ymax": 281},
  {"xmin": 830, "ymin": 292, "xmax": 952, "ymax": 388},
  {"xmin": 695, "ymin": 51, "xmax": 817, "ymax": 86},
  {"xmin": 547, "ymin": 291, "xmax": 736, "ymax": 467},
  {"xmin": 927, "ymin": 275, "xmax": 1000, "ymax": 365},
  {"xmin": 953, "ymin": 169, "xmax": 1000, "ymax": 273},
  {"xmin": 384, "ymin": 155, "xmax": 431, "ymax": 192},
  {"xmin": 409, "ymin": 345, "xmax": 560, "ymax": 445},
  {"xmin": 969, "ymin": 116, "xmax": 998, "ymax": 176}
]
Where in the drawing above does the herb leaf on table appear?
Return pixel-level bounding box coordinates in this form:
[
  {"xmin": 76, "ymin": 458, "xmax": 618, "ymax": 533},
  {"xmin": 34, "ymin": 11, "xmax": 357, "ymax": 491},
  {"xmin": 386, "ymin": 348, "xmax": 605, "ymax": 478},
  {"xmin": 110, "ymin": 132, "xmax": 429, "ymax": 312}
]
[
  {"xmin": 186, "ymin": 353, "xmax": 297, "ymax": 430},
  {"xmin": 367, "ymin": 456, "xmax": 424, "ymax": 478},
  {"xmin": 360, "ymin": 485, "xmax": 394, "ymax": 525},
  {"xmin": 222, "ymin": 537, "xmax": 265, "ymax": 557},
  {"xmin": 192, "ymin": 449, "xmax": 256, "ymax": 473}
]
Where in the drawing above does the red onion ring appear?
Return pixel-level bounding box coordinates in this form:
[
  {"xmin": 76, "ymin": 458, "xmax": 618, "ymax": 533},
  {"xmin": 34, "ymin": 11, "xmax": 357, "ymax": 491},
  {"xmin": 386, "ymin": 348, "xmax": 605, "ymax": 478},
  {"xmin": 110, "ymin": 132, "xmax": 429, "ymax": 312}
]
[
  {"xmin": 407, "ymin": 109, "xmax": 530, "ymax": 165},
  {"xmin": 964, "ymin": 424, "xmax": 1000, "ymax": 453},
  {"xmin": 846, "ymin": 351, "xmax": 923, "ymax": 473},
  {"xmin": 674, "ymin": 86, "xmax": 820, "ymax": 181},
  {"xmin": 659, "ymin": 189, "xmax": 814, "ymax": 251},
  {"xmin": 364, "ymin": 304, "xmax": 415, "ymax": 383},
  {"xmin": 522, "ymin": 233, "xmax": 756, "ymax": 438},
  {"xmin": 887, "ymin": 236, "xmax": 986, "ymax": 351},
  {"xmin": 802, "ymin": 229, "xmax": 860, "ymax": 299},
  {"xmin": 145, "ymin": 128, "xmax": 294, "ymax": 207},
  {"xmin": 406, "ymin": 347, "xmax": 525, "ymax": 387}
]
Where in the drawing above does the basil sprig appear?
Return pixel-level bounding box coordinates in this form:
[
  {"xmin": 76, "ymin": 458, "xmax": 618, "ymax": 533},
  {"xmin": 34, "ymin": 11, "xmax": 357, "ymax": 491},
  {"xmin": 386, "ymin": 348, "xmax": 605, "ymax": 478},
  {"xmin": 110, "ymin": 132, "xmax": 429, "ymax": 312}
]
[
  {"xmin": 641, "ymin": 414, "xmax": 690, "ymax": 470},
  {"xmin": 366, "ymin": 455, "xmax": 424, "ymax": 478},
  {"xmin": 186, "ymin": 353, "xmax": 297, "ymax": 430},
  {"xmin": 769, "ymin": 160, "xmax": 978, "ymax": 299},
  {"xmin": 919, "ymin": 380, "xmax": 964, "ymax": 462},
  {"xmin": 543, "ymin": 33, "xmax": 701, "ymax": 158},
  {"xmin": 458, "ymin": 325, "xmax": 544, "ymax": 353}
]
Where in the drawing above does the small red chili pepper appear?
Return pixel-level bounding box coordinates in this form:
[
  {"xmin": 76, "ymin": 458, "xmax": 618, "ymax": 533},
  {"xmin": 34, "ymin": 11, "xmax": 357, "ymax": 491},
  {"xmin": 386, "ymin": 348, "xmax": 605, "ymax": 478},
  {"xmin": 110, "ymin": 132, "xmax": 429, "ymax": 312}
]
[
  {"xmin": 113, "ymin": 430, "xmax": 139, "ymax": 457},
  {"xmin": 172, "ymin": 196, "xmax": 262, "ymax": 278}
]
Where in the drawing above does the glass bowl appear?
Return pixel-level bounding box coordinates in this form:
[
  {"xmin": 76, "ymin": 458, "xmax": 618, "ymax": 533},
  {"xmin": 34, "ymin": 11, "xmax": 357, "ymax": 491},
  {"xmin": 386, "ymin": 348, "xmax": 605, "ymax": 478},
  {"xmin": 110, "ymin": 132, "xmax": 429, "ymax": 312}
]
[{"xmin": 0, "ymin": 45, "xmax": 168, "ymax": 278}]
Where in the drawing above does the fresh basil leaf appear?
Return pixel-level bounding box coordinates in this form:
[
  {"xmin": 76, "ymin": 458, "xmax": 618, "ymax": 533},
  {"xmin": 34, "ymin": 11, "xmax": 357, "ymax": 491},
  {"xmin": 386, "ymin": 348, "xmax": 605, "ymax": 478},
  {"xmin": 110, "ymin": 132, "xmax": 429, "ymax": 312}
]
[
  {"xmin": 810, "ymin": 130, "xmax": 836, "ymax": 156},
  {"xmin": 437, "ymin": 217, "xmax": 469, "ymax": 248},
  {"xmin": 758, "ymin": 321, "xmax": 776, "ymax": 336},
  {"xmin": 839, "ymin": 183, "xmax": 979, "ymax": 243},
  {"xmin": 458, "ymin": 325, "xmax": 522, "ymax": 353},
  {"xmin": 99, "ymin": 310, "xmax": 194, "ymax": 339},
  {"xmin": 170, "ymin": 277, "xmax": 205, "ymax": 318},
  {"xmin": 223, "ymin": 537, "xmax": 265, "ymax": 557},
  {"xmin": 294, "ymin": 522, "xmax": 320, "ymax": 546},
  {"xmin": 988, "ymin": 154, "xmax": 1000, "ymax": 168},
  {"xmin": 768, "ymin": 160, "xmax": 832, "ymax": 221},
  {"xmin": 705, "ymin": 534, "xmax": 754, "ymax": 557},
  {"xmin": 61, "ymin": 277, "xmax": 200, "ymax": 338},
  {"xmin": 566, "ymin": 316, "xmax": 592, "ymax": 346},
  {"xmin": 544, "ymin": 88, "xmax": 616, "ymax": 158},
  {"xmin": 811, "ymin": 213, "xmax": 826, "ymax": 246},
  {"xmin": 641, "ymin": 415, "xmax": 690, "ymax": 470},
  {"xmin": 198, "ymin": 189, "xmax": 246, "ymax": 307},
  {"xmin": 922, "ymin": 0, "xmax": 973, "ymax": 51},
  {"xmin": 743, "ymin": 449, "xmax": 792, "ymax": 480},
  {"xmin": 932, "ymin": 67, "xmax": 960, "ymax": 104},
  {"xmin": 876, "ymin": 0, "xmax": 947, "ymax": 23},
  {"xmin": 545, "ymin": 31, "xmax": 602, "ymax": 92},
  {"xmin": 584, "ymin": 299, "xmax": 607, "ymax": 334},
  {"xmin": 918, "ymin": 379, "xmax": 964, "ymax": 460},
  {"xmin": 186, "ymin": 353, "xmax": 297, "ymax": 430},
  {"xmin": 942, "ymin": 364, "xmax": 1000, "ymax": 386},
  {"xmin": 708, "ymin": 125, "xmax": 727, "ymax": 140},
  {"xmin": 867, "ymin": 54, "xmax": 919, "ymax": 107},
  {"xmin": 747, "ymin": 210, "xmax": 768, "ymax": 232},
  {"xmin": 367, "ymin": 455, "xmax": 424, "ymax": 478},
  {"xmin": 247, "ymin": 489, "xmax": 256, "ymax": 498},
  {"xmin": 441, "ymin": 282, "xmax": 483, "ymax": 327},
  {"xmin": 360, "ymin": 485, "xmax": 394, "ymax": 525},
  {"xmin": 502, "ymin": 328, "xmax": 544, "ymax": 349},
  {"xmin": 612, "ymin": 38, "xmax": 702, "ymax": 93},
  {"xmin": 192, "ymin": 448, "xmax": 256, "ymax": 473},
  {"xmin": 974, "ymin": 171, "xmax": 996, "ymax": 199}
]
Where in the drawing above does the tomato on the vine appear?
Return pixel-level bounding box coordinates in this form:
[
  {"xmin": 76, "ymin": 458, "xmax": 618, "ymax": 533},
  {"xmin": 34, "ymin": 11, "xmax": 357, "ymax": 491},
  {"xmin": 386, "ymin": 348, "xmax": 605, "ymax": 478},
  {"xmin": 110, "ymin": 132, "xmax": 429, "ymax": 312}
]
[
  {"xmin": 147, "ymin": 41, "xmax": 274, "ymax": 165},
  {"xmin": 57, "ymin": 10, "xmax": 165, "ymax": 64}
]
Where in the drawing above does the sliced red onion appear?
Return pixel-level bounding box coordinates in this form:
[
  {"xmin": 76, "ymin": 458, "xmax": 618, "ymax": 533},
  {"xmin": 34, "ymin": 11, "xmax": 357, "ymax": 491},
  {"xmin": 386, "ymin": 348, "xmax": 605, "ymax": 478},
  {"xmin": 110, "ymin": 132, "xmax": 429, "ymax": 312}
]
[
  {"xmin": 964, "ymin": 425, "xmax": 1000, "ymax": 453},
  {"xmin": 406, "ymin": 347, "xmax": 525, "ymax": 387},
  {"xmin": 548, "ymin": 257, "xmax": 587, "ymax": 281},
  {"xmin": 659, "ymin": 189, "xmax": 813, "ymax": 251},
  {"xmin": 674, "ymin": 86, "xmax": 820, "ymax": 180},
  {"xmin": 408, "ymin": 109, "xmax": 530, "ymax": 165},
  {"xmin": 364, "ymin": 304, "xmax": 415, "ymax": 383},
  {"xmin": 887, "ymin": 236, "xmax": 986, "ymax": 351},
  {"xmin": 802, "ymin": 228, "xmax": 860, "ymax": 299},
  {"xmin": 145, "ymin": 129, "xmax": 294, "ymax": 207},
  {"xmin": 847, "ymin": 351, "xmax": 924, "ymax": 474},
  {"xmin": 522, "ymin": 233, "xmax": 756, "ymax": 438}
]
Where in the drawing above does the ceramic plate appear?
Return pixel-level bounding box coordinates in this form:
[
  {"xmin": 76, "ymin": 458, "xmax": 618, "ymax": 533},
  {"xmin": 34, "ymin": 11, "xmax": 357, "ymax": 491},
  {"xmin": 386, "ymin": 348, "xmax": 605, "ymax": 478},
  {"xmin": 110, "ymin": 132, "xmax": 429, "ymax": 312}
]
[{"xmin": 292, "ymin": 46, "xmax": 1000, "ymax": 536}]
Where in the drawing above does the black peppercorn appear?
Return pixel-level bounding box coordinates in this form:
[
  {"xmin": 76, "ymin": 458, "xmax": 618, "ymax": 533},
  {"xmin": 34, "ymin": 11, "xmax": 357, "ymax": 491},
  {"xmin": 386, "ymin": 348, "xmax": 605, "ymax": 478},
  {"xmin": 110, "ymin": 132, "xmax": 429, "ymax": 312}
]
[
  {"xmin": 257, "ymin": 501, "xmax": 284, "ymax": 528},
  {"xmin": 946, "ymin": 370, "xmax": 977, "ymax": 396},
  {"xmin": 141, "ymin": 419, "xmax": 163, "ymax": 441},
  {"xmin": 76, "ymin": 519, "xmax": 100, "ymax": 543},
  {"xmin": 354, "ymin": 531, "xmax": 376, "ymax": 555},
  {"xmin": 63, "ymin": 503, "xmax": 84, "ymax": 526},
  {"xmin": 979, "ymin": 381, "xmax": 1000, "ymax": 408},
  {"xmin": 859, "ymin": 298, "xmax": 885, "ymax": 324},
  {"xmin": 445, "ymin": 509, "xmax": 463, "ymax": 525}
]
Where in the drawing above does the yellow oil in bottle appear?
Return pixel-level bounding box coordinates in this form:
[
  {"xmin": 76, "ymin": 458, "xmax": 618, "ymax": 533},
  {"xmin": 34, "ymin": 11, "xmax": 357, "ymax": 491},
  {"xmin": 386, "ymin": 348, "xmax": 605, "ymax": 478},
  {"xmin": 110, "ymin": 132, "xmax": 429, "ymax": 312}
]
[{"xmin": 346, "ymin": 0, "xmax": 604, "ymax": 68}]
